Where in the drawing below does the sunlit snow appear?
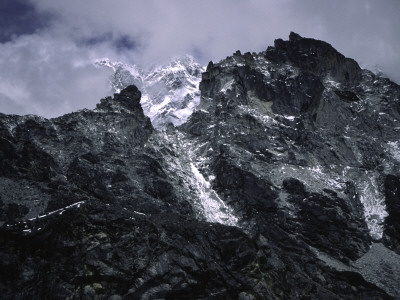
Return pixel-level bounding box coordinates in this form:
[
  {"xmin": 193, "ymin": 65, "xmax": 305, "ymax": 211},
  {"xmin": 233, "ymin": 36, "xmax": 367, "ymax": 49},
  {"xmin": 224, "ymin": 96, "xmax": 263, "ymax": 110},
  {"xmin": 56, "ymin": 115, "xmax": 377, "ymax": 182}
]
[
  {"xmin": 96, "ymin": 55, "xmax": 204, "ymax": 129},
  {"xmin": 356, "ymin": 173, "xmax": 388, "ymax": 240},
  {"xmin": 387, "ymin": 141, "xmax": 400, "ymax": 161},
  {"xmin": 190, "ymin": 163, "xmax": 238, "ymax": 226},
  {"xmin": 150, "ymin": 131, "xmax": 239, "ymax": 227}
]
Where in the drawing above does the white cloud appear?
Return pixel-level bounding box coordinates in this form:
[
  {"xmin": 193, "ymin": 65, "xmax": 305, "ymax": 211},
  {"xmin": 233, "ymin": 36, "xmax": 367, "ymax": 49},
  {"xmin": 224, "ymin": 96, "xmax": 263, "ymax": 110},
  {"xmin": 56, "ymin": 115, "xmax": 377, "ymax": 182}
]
[
  {"xmin": 0, "ymin": 32, "xmax": 114, "ymax": 117},
  {"xmin": 0, "ymin": 0, "xmax": 399, "ymax": 117}
]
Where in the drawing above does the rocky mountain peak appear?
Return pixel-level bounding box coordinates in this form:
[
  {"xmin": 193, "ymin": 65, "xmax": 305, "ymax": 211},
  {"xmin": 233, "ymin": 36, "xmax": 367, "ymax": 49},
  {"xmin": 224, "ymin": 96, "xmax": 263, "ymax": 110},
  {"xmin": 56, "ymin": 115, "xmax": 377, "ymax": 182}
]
[
  {"xmin": 267, "ymin": 32, "xmax": 361, "ymax": 85},
  {"xmin": 288, "ymin": 31, "xmax": 303, "ymax": 41},
  {"xmin": 1, "ymin": 34, "xmax": 400, "ymax": 299},
  {"xmin": 96, "ymin": 55, "xmax": 204, "ymax": 129},
  {"xmin": 190, "ymin": 33, "xmax": 400, "ymax": 244},
  {"xmin": 96, "ymin": 84, "xmax": 143, "ymax": 113}
]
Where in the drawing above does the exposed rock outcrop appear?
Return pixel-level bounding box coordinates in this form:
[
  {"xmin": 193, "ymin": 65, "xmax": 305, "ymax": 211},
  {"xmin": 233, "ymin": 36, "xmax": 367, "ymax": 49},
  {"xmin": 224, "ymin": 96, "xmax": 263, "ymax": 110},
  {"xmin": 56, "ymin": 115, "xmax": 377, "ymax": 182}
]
[{"xmin": 1, "ymin": 33, "xmax": 400, "ymax": 299}]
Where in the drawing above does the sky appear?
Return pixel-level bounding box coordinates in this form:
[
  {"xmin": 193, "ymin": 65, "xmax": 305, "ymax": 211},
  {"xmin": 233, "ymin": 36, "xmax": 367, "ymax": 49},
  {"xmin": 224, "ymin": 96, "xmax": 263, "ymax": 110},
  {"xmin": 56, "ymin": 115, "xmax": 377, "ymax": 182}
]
[{"xmin": 0, "ymin": 0, "xmax": 399, "ymax": 117}]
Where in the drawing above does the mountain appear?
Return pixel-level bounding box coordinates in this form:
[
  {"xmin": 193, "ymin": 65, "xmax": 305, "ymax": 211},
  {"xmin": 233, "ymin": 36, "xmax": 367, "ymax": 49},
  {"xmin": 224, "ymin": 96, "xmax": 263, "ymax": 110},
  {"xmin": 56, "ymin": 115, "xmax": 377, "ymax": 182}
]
[
  {"xmin": 95, "ymin": 55, "xmax": 204, "ymax": 129},
  {"xmin": 1, "ymin": 32, "xmax": 400, "ymax": 299}
]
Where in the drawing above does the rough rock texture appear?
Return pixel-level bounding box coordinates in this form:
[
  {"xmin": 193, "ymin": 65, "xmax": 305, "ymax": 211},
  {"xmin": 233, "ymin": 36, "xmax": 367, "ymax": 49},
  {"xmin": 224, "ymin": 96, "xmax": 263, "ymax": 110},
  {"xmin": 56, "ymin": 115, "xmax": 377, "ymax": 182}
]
[
  {"xmin": 96, "ymin": 55, "xmax": 204, "ymax": 128},
  {"xmin": 1, "ymin": 33, "xmax": 400, "ymax": 299},
  {"xmin": 382, "ymin": 174, "xmax": 400, "ymax": 254}
]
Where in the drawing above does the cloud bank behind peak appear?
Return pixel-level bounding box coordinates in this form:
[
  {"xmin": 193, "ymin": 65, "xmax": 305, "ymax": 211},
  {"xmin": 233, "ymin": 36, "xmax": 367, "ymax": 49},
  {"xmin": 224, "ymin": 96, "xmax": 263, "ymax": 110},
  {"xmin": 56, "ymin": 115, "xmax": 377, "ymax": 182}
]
[{"xmin": 0, "ymin": 0, "xmax": 399, "ymax": 117}]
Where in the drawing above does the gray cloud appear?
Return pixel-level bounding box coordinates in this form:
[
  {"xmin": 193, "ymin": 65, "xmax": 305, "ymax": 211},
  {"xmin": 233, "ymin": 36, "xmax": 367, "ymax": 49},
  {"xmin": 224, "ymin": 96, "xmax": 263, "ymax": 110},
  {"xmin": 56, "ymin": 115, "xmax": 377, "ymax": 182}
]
[
  {"xmin": 0, "ymin": 33, "xmax": 113, "ymax": 117},
  {"xmin": 0, "ymin": 0, "xmax": 51, "ymax": 42},
  {"xmin": 0, "ymin": 0, "xmax": 399, "ymax": 117}
]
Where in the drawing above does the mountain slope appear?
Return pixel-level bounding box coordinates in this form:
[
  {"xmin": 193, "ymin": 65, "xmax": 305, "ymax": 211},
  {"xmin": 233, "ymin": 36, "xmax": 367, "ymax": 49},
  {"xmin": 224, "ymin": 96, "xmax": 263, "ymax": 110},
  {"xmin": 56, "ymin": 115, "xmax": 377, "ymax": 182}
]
[
  {"xmin": 96, "ymin": 55, "xmax": 204, "ymax": 129},
  {"xmin": 0, "ymin": 33, "xmax": 400, "ymax": 299}
]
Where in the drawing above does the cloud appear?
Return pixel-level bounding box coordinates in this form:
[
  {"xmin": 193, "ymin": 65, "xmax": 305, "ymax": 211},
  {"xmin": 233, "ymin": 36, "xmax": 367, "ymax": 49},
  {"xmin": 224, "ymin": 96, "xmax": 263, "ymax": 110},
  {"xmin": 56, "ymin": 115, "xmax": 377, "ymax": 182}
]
[
  {"xmin": 29, "ymin": 0, "xmax": 293, "ymax": 64},
  {"xmin": 0, "ymin": 33, "xmax": 113, "ymax": 117},
  {"xmin": 0, "ymin": 0, "xmax": 399, "ymax": 117},
  {"xmin": 30, "ymin": 0, "xmax": 400, "ymax": 71},
  {"xmin": 288, "ymin": 0, "xmax": 400, "ymax": 82},
  {"xmin": 0, "ymin": 0, "xmax": 51, "ymax": 42}
]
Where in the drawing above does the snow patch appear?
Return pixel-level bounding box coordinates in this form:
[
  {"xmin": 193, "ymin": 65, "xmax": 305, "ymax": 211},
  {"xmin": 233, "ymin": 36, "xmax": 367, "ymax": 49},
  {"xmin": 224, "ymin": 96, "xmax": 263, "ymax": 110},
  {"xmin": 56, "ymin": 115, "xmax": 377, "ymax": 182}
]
[
  {"xmin": 387, "ymin": 141, "xmax": 400, "ymax": 161},
  {"xmin": 152, "ymin": 131, "xmax": 239, "ymax": 227},
  {"xmin": 96, "ymin": 55, "xmax": 205, "ymax": 129},
  {"xmin": 221, "ymin": 80, "xmax": 235, "ymax": 93},
  {"xmin": 282, "ymin": 115, "xmax": 296, "ymax": 121},
  {"xmin": 133, "ymin": 211, "xmax": 146, "ymax": 216},
  {"xmin": 28, "ymin": 201, "xmax": 85, "ymax": 221},
  {"xmin": 324, "ymin": 77, "xmax": 341, "ymax": 89},
  {"xmin": 356, "ymin": 173, "xmax": 388, "ymax": 240},
  {"xmin": 190, "ymin": 163, "xmax": 238, "ymax": 226}
]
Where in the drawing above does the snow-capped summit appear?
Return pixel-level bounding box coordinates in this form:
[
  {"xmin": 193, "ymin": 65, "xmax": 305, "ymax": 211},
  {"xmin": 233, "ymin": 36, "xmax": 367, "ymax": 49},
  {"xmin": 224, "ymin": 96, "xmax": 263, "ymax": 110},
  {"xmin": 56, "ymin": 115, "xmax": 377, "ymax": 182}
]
[{"xmin": 95, "ymin": 55, "xmax": 204, "ymax": 129}]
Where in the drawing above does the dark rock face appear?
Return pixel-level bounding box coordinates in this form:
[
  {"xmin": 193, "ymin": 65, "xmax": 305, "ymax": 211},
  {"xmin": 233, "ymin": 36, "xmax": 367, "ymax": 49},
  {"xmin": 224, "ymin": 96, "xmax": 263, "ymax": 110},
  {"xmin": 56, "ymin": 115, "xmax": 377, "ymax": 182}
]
[
  {"xmin": 267, "ymin": 31, "xmax": 362, "ymax": 86},
  {"xmin": 383, "ymin": 174, "xmax": 400, "ymax": 254},
  {"xmin": 1, "ymin": 33, "xmax": 400, "ymax": 299}
]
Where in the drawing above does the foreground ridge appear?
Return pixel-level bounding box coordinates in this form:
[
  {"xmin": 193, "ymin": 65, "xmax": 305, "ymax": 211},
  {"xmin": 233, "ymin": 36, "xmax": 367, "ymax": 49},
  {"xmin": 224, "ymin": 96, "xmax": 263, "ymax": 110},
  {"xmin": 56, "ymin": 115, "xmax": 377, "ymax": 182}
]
[{"xmin": 1, "ymin": 33, "xmax": 400, "ymax": 299}]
